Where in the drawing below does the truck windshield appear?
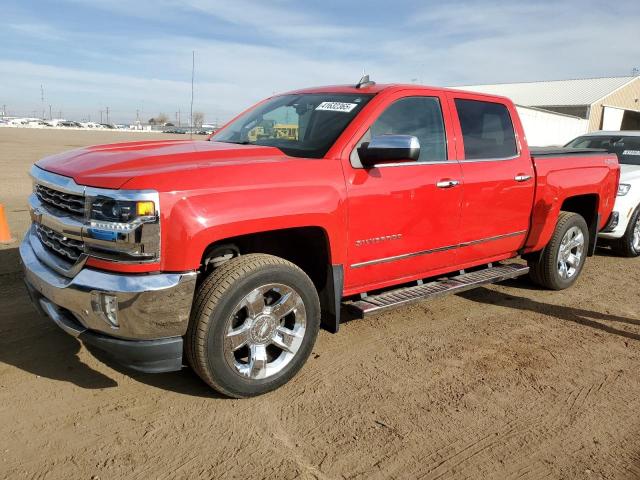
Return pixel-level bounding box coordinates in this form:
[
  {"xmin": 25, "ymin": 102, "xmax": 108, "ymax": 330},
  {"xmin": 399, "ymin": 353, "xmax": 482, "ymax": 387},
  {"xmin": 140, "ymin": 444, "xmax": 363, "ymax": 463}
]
[
  {"xmin": 566, "ymin": 135, "xmax": 640, "ymax": 166},
  {"xmin": 211, "ymin": 93, "xmax": 373, "ymax": 158}
]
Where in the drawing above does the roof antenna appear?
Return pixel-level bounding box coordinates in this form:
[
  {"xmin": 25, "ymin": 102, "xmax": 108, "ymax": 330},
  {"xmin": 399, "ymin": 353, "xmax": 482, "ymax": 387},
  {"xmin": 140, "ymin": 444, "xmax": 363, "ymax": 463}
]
[{"xmin": 356, "ymin": 70, "xmax": 375, "ymax": 89}]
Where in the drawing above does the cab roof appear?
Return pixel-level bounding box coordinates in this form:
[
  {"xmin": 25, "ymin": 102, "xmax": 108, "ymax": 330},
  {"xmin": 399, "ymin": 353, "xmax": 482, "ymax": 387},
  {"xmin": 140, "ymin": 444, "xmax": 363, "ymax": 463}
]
[{"xmin": 283, "ymin": 83, "xmax": 513, "ymax": 103}]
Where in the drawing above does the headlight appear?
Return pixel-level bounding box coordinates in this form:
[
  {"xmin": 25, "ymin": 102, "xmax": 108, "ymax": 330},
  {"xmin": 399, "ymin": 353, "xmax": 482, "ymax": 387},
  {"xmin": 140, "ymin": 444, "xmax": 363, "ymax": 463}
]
[
  {"xmin": 90, "ymin": 196, "xmax": 155, "ymax": 226},
  {"xmin": 84, "ymin": 191, "xmax": 160, "ymax": 261},
  {"xmin": 618, "ymin": 183, "xmax": 631, "ymax": 196}
]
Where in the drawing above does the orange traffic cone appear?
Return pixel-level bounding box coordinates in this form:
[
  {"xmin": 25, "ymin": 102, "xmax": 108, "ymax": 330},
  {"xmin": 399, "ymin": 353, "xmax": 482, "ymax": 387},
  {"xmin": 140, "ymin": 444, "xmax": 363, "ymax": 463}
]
[{"xmin": 0, "ymin": 204, "xmax": 15, "ymax": 244}]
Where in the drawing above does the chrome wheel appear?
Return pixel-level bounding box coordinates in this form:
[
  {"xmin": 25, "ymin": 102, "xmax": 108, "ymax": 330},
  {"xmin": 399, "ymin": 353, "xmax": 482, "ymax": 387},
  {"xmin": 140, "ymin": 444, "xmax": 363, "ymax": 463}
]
[
  {"xmin": 557, "ymin": 226, "xmax": 584, "ymax": 280},
  {"xmin": 633, "ymin": 216, "xmax": 640, "ymax": 252},
  {"xmin": 223, "ymin": 283, "xmax": 306, "ymax": 380}
]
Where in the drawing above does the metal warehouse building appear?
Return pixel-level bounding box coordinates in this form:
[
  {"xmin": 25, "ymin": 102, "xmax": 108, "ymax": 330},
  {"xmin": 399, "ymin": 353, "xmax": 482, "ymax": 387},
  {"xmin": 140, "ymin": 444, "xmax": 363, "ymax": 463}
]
[{"xmin": 458, "ymin": 76, "xmax": 640, "ymax": 133}]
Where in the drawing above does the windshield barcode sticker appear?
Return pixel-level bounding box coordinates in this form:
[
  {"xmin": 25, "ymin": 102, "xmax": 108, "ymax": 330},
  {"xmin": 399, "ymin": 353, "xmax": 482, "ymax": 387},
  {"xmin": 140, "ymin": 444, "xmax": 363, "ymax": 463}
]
[
  {"xmin": 315, "ymin": 102, "xmax": 358, "ymax": 112},
  {"xmin": 623, "ymin": 149, "xmax": 640, "ymax": 156}
]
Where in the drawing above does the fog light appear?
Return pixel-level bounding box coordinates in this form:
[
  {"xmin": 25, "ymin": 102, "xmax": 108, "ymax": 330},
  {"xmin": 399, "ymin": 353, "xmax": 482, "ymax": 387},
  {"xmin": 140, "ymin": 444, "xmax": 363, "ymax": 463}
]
[{"xmin": 92, "ymin": 293, "xmax": 119, "ymax": 328}]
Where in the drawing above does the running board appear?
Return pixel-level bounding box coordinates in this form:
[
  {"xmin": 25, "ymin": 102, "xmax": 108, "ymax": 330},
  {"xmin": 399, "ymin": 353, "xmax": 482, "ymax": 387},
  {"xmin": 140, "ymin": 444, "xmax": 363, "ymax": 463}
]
[{"xmin": 345, "ymin": 263, "xmax": 529, "ymax": 317}]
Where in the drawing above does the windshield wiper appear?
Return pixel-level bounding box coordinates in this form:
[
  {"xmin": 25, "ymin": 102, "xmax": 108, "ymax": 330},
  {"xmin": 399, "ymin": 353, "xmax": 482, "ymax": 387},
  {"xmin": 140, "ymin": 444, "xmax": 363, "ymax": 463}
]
[{"xmin": 214, "ymin": 140, "xmax": 253, "ymax": 145}]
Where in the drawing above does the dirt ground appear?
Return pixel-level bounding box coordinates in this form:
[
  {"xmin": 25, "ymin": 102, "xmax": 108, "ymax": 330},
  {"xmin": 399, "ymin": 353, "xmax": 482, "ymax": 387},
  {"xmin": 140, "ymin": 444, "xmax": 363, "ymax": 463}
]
[{"xmin": 1, "ymin": 128, "xmax": 640, "ymax": 480}]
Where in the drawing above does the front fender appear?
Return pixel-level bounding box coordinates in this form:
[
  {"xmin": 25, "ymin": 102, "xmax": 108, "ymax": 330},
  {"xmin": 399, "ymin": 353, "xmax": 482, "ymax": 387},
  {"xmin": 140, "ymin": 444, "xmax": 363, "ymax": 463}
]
[{"xmin": 159, "ymin": 184, "xmax": 347, "ymax": 271}]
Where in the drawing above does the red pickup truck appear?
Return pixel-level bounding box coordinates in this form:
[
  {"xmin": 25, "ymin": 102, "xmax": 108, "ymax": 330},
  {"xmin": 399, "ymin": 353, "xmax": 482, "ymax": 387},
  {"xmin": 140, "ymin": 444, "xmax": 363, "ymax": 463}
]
[{"xmin": 21, "ymin": 78, "xmax": 619, "ymax": 397}]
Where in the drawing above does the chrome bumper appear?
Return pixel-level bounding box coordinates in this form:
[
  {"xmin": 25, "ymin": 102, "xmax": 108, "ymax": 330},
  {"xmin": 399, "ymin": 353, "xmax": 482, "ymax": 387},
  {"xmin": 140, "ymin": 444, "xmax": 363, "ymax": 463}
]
[{"xmin": 20, "ymin": 229, "xmax": 197, "ymax": 341}]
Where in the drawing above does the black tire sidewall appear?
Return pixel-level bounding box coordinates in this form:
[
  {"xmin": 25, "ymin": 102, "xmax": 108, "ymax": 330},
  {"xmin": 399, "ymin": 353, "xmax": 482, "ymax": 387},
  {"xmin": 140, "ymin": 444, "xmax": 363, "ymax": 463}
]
[
  {"xmin": 204, "ymin": 265, "xmax": 320, "ymax": 397},
  {"xmin": 623, "ymin": 207, "xmax": 640, "ymax": 257},
  {"xmin": 548, "ymin": 214, "xmax": 589, "ymax": 289}
]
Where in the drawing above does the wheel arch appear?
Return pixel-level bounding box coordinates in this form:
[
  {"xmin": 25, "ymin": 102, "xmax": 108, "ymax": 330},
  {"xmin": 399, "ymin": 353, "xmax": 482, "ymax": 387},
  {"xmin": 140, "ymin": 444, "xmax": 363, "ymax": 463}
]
[
  {"xmin": 198, "ymin": 226, "xmax": 343, "ymax": 333},
  {"xmin": 559, "ymin": 194, "xmax": 600, "ymax": 256}
]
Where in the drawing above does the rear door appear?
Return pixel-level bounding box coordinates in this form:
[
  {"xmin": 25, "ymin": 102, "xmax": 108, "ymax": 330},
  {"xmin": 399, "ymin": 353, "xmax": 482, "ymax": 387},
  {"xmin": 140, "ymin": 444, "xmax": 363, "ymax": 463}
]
[
  {"xmin": 342, "ymin": 89, "xmax": 463, "ymax": 292},
  {"xmin": 447, "ymin": 93, "xmax": 535, "ymax": 264}
]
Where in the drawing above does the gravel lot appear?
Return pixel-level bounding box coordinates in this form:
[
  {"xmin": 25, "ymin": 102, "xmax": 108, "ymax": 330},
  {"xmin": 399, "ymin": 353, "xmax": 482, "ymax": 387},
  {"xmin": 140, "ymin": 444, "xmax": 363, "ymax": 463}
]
[{"xmin": 1, "ymin": 128, "xmax": 639, "ymax": 480}]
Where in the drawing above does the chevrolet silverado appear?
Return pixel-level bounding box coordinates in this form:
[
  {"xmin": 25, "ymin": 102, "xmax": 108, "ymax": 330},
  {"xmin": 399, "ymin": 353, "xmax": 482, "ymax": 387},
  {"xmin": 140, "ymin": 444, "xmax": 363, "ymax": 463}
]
[{"xmin": 21, "ymin": 78, "xmax": 619, "ymax": 397}]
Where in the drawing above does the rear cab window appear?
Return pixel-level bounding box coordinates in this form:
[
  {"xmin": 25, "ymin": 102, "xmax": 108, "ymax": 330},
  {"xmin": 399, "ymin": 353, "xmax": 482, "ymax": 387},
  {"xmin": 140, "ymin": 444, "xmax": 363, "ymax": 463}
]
[{"xmin": 454, "ymin": 99, "xmax": 518, "ymax": 160}]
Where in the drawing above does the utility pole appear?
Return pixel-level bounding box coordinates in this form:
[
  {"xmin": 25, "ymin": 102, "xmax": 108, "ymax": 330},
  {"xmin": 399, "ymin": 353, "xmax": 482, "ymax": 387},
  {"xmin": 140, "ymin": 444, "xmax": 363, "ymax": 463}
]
[
  {"xmin": 178, "ymin": 109, "xmax": 181, "ymax": 127},
  {"xmin": 1, "ymin": 104, "xmax": 5, "ymax": 118},
  {"xmin": 190, "ymin": 50, "xmax": 195, "ymax": 139},
  {"xmin": 49, "ymin": 105, "xmax": 52, "ymax": 120},
  {"xmin": 106, "ymin": 106, "xmax": 110, "ymax": 124},
  {"xmin": 40, "ymin": 84, "xmax": 45, "ymax": 119},
  {"xmin": 99, "ymin": 110, "xmax": 103, "ymax": 123}
]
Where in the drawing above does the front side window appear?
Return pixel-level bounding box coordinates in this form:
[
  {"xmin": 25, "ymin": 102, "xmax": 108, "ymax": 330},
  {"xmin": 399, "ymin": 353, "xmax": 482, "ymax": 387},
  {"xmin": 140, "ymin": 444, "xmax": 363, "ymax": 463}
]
[
  {"xmin": 566, "ymin": 135, "xmax": 640, "ymax": 166},
  {"xmin": 368, "ymin": 96, "xmax": 447, "ymax": 162},
  {"xmin": 455, "ymin": 99, "xmax": 518, "ymax": 160},
  {"xmin": 211, "ymin": 93, "xmax": 373, "ymax": 158}
]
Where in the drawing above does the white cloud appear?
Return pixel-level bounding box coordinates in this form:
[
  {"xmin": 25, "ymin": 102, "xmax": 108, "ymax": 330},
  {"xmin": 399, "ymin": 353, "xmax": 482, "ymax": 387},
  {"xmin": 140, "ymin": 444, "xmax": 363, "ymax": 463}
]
[
  {"xmin": 2, "ymin": 0, "xmax": 639, "ymax": 122},
  {"xmin": 7, "ymin": 23, "xmax": 63, "ymax": 41}
]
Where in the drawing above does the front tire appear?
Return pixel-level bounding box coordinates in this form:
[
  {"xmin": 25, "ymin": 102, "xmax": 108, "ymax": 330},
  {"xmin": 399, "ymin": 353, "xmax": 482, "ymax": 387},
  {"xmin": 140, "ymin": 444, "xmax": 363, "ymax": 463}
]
[
  {"xmin": 186, "ymin": 254, "xmax": 321, "ymax": 398},
  {"xmin": 612, "ymin": 206, "xmax": 640, "ymax": 257},
  {"xmin": 528, "ymin": 211, "xmax": 589, "ymax": 290}
]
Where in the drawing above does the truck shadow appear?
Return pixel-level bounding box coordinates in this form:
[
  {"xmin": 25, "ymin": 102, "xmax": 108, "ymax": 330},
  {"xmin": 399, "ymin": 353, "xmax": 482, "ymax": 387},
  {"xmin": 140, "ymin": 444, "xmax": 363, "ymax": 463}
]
[
  {"xmin": 0, "ymin": 268, "xmax": 118, "ymax": 389},
  {"xmin": 458, "ymin": 286, "xmax": 640, "ymax": 341},
  {"xmin": 87, "ymin": 348, "xmax": 221, "ymax": 398},
  {"xmin": 0, "ymin": 247, "xmax": 217, "ymax": 397}
]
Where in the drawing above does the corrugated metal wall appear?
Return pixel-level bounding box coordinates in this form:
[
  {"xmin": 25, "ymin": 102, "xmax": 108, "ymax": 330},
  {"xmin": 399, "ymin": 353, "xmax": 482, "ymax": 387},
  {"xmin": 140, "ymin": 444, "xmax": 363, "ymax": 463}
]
[
  {"xmin": 516, "ymin": 106, "xmax": 588, "ymax": 146},
  {"xmin": 588, "ymin": 78, "xmax": 640, "ymax": 131}
]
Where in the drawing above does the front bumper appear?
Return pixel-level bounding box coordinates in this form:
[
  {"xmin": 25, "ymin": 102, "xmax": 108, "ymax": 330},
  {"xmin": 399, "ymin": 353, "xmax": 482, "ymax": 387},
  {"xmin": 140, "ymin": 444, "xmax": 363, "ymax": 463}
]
[
  {"xmin": 20, "ymin": 229, "xmax": 197, "ymax": 373},
  {"xmin": 598, "ymin": 193, "xmax": 639, "ymax": 240}
]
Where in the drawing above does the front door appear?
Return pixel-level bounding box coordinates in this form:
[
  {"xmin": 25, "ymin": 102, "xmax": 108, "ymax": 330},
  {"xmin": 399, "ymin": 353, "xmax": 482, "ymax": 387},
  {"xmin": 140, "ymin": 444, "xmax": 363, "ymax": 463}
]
[{"xmin": 343, "ymin": 92, "xmax": 463, "ymax": 293}]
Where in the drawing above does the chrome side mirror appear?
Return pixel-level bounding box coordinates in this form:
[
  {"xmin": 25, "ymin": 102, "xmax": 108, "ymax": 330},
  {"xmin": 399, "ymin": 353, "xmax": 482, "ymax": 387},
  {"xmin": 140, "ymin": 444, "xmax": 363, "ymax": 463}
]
[{"xmin": 357, "ymin": 135, "xmax": 420, "ymax": 167}]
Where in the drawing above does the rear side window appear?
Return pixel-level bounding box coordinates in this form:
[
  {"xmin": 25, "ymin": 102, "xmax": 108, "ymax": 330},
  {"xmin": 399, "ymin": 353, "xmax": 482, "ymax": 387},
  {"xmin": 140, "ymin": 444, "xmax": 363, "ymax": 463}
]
[{"xmin": 454, "ymin": 99, "xmax": 518, "ymax": 160}]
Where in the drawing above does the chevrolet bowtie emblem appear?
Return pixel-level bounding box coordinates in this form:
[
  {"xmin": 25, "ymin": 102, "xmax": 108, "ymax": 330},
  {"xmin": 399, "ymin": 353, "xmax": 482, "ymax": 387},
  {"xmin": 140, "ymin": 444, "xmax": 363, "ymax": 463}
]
[{"xmin": 31, "ymin": 207, "xmax": 43, "ymax": 223}]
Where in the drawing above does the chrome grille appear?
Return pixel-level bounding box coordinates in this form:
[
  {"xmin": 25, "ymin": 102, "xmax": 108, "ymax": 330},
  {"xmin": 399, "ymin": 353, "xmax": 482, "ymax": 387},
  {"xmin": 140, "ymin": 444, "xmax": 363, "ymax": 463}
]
[
  {"xmin": 34, "ymin": 223, "xmax": 84, "ymax": 262},
  {"xmin": 35, "ymin": 183, "xmax": 85, "ymax": 216}
]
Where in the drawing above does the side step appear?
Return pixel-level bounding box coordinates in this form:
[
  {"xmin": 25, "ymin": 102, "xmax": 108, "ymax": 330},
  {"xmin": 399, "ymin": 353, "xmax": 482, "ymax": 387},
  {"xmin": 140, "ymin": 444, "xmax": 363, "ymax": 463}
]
[{"xmin": 345, "ymin": 263, "xmax": 529, "ymax": 317}]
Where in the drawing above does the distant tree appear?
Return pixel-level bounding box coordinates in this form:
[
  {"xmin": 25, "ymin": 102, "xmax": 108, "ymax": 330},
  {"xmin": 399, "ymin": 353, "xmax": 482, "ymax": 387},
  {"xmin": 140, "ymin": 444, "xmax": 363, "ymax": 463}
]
[
  {"xmin": 156, "ymin": 113, "xmax": 169, "ymax": 125},
  {"xmin": 193, "ymin": 111, "xmax": 205, "ymax": 129},
  {"xmin": 148, "ymin": 117, "xmax": 157, "ymax": 125}
]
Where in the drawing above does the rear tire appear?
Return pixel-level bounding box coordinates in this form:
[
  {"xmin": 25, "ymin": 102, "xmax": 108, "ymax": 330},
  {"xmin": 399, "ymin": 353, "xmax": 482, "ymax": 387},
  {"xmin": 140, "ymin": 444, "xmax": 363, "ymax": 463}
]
[
  {"xmin": 528, "ymin": 211, "xmax": 589, "ymax": 290},
  {"xmin": 611, "ymin": 206, "xmax": 640, "ymax": 257},
  {"xmin": 186, "ymin": 254, "xmax": 320, "ymax": 398}
]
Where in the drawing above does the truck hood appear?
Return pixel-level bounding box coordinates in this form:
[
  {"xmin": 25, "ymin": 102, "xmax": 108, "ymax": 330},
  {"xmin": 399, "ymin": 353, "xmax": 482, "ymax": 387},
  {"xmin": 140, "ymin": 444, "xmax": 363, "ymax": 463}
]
[
  {"xmin": 620, "ymin": 163, "xmax": 640, "ymax": 183},
  {"xmin": 36, "ymin": 139, "xmax": 290, "ymax": 189}
]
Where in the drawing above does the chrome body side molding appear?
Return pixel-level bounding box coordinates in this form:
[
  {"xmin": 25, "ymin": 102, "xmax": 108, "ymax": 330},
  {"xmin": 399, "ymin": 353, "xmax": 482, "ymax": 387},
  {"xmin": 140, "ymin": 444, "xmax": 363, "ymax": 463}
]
[{"xmin": 350, "ymin": 230, "xmax": 527, "ymax": 269}]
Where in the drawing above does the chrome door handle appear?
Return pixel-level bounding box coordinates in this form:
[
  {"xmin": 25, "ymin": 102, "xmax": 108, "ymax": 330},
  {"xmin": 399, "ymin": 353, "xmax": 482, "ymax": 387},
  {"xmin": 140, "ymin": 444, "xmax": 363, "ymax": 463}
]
[
  {"xmin": 514, "ymin": 174, "xmax": 532, "ymax": 182},
  {"xmin": 436, "ymin": 179, "xmax": 460, "ymax": 188}
]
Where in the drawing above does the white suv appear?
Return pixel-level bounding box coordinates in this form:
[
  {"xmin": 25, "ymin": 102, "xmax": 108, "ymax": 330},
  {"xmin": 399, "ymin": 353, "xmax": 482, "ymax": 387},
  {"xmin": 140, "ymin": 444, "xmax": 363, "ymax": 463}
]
[{"xmin": 567, "ymin": 131, "xmax": 640, "ymax": 257}]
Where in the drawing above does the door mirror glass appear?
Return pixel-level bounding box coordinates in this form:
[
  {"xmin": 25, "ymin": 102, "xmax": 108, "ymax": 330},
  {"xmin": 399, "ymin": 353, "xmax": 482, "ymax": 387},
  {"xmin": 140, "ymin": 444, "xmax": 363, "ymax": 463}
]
[{"xmin": 357, "ymin": 135, "xmax": 420, "ymax": 167}]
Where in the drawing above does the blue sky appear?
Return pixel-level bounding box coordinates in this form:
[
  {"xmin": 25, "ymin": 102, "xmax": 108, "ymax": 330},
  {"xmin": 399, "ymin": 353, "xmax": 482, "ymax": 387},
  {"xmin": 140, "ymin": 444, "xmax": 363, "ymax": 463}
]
[{"xmin": 2, "ymin": 0, "xmax": 639, "ymax": 123}]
